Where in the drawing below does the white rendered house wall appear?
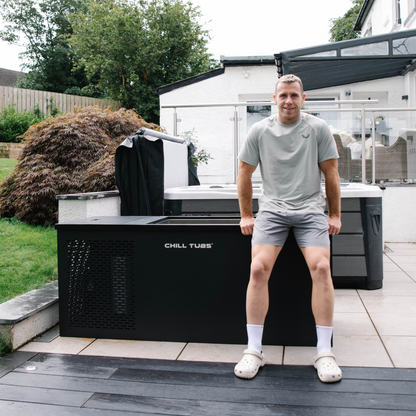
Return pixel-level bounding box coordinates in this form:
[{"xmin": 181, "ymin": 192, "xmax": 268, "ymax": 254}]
[
  {"xmin": 159, "ymin": 65, "xmax": 278, "ymax": 184},
  {"xmin": 360, "ymin": 0, "xmax": 416, "ymax": 36}
]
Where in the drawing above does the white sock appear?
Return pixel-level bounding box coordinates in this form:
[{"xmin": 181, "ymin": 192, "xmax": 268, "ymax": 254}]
[
  {"xmin": 247, "ymin": 324, "xmax": 264, "ymax": 354},
  {"xmin": 316, "ymin": 325, "xmax": 333, "ymax": 355}
]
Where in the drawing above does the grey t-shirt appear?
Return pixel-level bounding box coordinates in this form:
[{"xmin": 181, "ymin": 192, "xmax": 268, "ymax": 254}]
[{"xmin": 238, "ymin": 113, "xmax": 339, "ymax": 213}]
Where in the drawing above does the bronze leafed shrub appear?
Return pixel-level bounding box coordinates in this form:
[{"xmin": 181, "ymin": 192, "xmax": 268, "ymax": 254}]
[{"xmin": 0, "ymin": 106, "xmax": 161, "ymax": 226}]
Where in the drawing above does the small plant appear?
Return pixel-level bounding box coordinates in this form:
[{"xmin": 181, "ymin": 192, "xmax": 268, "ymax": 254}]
[
  {"xmin": 33, "ymin": 104, "xmax": 45, "ymax": 119},
  {"xmin": 46, "ymin": 97, "xmax": 61, "ymax": 116},
  {"xmin": 0, "ymin": 339, "xmax": 11, "ymax": 357},
  {"xmin": 180, "ymin": 129, "xmax": 214, "ymax": 167},
  {"xmin": 0, "ymin": 105, "xmax": 45, "ymax": 143}
]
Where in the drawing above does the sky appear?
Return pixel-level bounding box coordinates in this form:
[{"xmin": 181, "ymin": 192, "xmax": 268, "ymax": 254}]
[{"xmin": 0, "ymin": 0, "xmax": 355, "ymax": 72}]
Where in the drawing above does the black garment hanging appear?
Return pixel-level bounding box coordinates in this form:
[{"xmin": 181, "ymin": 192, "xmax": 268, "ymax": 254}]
[
  {"xmin": 115, "ymin": 133, "xmax": 165, "ymax": 216},
  {"xmin": 115, "ymin": 130, "xmax": 200, "ymax": 216}
]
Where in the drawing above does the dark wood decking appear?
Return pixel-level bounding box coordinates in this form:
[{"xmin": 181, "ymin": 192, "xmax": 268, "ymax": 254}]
[{"xmin": 1, "ymin": 351, "xmax": 416, "ymax": 415}]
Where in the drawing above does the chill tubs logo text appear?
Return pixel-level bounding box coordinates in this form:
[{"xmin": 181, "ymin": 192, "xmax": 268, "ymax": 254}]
[{"xmin": 164, "ymin": 243, "xmax": 214, "ymax": 249}]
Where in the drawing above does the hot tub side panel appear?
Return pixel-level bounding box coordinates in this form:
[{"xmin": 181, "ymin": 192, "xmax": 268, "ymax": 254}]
[
  {"xmin": 331, "ymin": 197, "xmax": 383, "ymax": 290},
  {"xmin": 57, "ymin": 220, "xmax": 317, "ymax": 346}
]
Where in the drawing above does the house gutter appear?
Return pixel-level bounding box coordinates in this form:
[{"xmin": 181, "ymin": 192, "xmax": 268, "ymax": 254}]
[{"xmin": 354, "ymin": 0, "xmax": 375, "ymax": 31}]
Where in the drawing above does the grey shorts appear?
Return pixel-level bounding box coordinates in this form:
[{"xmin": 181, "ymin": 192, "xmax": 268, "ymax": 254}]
[{"xmin": 252, "ymin": 211, "xmax": 330, "ymax": 249}]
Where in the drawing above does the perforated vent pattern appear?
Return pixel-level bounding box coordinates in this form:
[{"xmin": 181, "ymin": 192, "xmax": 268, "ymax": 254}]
[{"xmin": 66, "ymin": 239, "xmax": 136, "ymax": 330}]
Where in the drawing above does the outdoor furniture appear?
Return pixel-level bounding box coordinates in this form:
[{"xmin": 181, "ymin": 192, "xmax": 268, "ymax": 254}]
[{"xmin": 333, "ymin": 134, "xmax": 408, "ymax": 182}]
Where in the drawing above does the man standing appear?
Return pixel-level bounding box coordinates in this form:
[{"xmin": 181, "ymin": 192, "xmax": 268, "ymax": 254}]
[{"xmin": 235, "ymin": 74, "xmax": 342, "ymax": 383}]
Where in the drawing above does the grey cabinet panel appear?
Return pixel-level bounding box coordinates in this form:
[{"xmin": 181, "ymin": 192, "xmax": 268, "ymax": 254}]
[
  {"xmin": 332, "ymin": 235, "xmax": 365, "ymax": 255},
  {"xmin": 339, "ymin": 213, "xmax": 363, "ymax": 233},
  {"xmin": 325, "ymin": 198, "xmax": 361, "ymax": 212},
  {"xmin": 333, "ymin": 256, "xmax": 367, "ymax": 276},
  {"xmin": 326, "ymin": 198, "xmax": 360, "ymax": 213},
  {"xmin": 341, "ymin": 198, "xmax": 360, "ymax": 211}
]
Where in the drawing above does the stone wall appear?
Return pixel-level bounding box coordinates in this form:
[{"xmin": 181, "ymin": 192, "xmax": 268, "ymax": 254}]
[{"xmin": 0, "ymin": 142, "xmax": 24, "ymax": 159}]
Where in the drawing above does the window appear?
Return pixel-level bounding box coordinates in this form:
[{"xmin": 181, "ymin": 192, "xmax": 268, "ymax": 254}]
[
  {"xmin": 299, "ymin": 50, "xmax": 337, "ymax": 58},
  {"xmin": 341, "ymin": 42, "xmax": 388, "ymax": 56},
  {"xmin": 246, "ymin": 104, "xmax": 272, "ymax": 182},
  {"xmin": 247, "ymin": 105, "xmax": 271, "ymax": 132},
  {"xmin": 405, "ymin": 0, "xmax": 416, "ymax": 26},
  {"xmin": 303, "ymin": 98, "xmax": 338, "ymax": 130},
  {"xmin": 392, "ymin": 35, "xmax": 416, "ymax": 54},
  {"xmin": 239, "ymin": 94, "xmax": 275, "ymax": 141},
  {"xmin": 239, "ymin": 95, "xmax": 275, "ymax": 183}
]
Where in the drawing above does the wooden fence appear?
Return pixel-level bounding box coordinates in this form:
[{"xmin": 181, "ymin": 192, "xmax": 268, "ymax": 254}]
[{"xmin": 0, "ymin": 86, "xmax": 122, "ymax": 114}]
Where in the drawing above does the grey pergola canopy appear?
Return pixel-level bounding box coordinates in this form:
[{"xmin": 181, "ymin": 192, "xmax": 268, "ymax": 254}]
[{"xmin": 274, "ymin": 29, "xmax": 416, "ymax": 91}]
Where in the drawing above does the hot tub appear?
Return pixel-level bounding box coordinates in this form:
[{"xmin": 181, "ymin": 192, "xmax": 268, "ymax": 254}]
[
  {"xmin": 164, "ymin": 183, "xmax": 381, "ymax": 214},
  {"xmin": 55, "ymin": 182, "xmax": 383, "ymax": 347},
  {"xmin": 164, "ymin": 183, "xmax": 384, "ymax": 290},
  {"xmin": 56, "ymin": 215, "xmax": 316, "ymax": 346}
]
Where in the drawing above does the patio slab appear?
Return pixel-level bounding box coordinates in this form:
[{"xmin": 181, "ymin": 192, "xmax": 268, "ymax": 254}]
[
  {"xmin": 283, "ymin": 335, "xmax": 393, "ymax": 368},
  {"xmin": 18, "ymin": 337, "xmax": 95, "ymax": 355},
  {"xmin": 333, "ymin": 312, "xmax": 378, "ymax": 336},
  {"xmin": 79, "ymin": 339, "xmax": 186, "ymax": 360},
  {"xmin": 382, "ymin": 336, "xmax": 416, "ymax": 368},
  {"xmin": 177, "ymin": 343, "xmax": 284, "ymax": 365},
  {"xmin": 370, "ymin": 312, "xmax": 416, "ymax": 336}
]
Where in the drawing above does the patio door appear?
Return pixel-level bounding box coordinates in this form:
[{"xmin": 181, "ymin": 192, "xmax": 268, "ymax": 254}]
[{"xmin": 239, "ymin": 94, "xmax": 275, "ymax": 183}]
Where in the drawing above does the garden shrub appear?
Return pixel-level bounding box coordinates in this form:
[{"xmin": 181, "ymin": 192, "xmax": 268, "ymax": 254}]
[
  {"xmin": 0, "ymin": 106, "xmax": 161, "ymax": 226},
  {"xmin": 0, "ymin": 339, "xmax": 11, "ymax": 357},
  {"xmin": 0, "ymin": 105, "xmax": 46, "ymax": 143}
]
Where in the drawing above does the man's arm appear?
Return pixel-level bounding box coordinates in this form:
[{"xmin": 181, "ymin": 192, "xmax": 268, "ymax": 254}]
[
  {"xmin": 319, "ymin": 158, "xmax": 341, "ymax": 235},
  {"xmin": 237, "ymin": 160, "xmax": 257, "ymax": 235}
]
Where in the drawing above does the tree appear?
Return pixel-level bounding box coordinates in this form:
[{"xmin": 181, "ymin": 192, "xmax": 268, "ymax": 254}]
[
  {"xmin": 329, "ymin": 0, "xmax": 364, "ymax": 43},
  {"xmin": 0, "ymin": 0, "xmax": 100, "ymax": 96},
  {"xmin": 69, "ymin": 0, "xmax": 219, "ymax": 123},
  {"xmin": 0, "ymin": 106, "xmax": 162, "ymax": 225}
]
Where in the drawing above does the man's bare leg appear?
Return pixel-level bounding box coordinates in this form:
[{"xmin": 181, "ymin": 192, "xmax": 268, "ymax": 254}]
[
  {"xmin": 301, "ymin": 246, "xmax": 342, "ymax": 383},
  {"xmin": 234, "ymin": 245, "xmax": 280, "ymax": 379},
  {"xmin": 246, "ymin": 245, "xmax": 282, "ymax": 326},
  {"xmin": 300, "ymin": 246, "xmax": 334, "ymax": 327}
]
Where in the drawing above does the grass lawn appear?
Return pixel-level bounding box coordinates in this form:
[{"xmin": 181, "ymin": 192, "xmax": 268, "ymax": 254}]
[
  {"xmin": 0, "ymin": 158, "xmax": 58, "ymax": 305},
  {"xmin": 0, "ymin": 217, "xmax": 57, "ymax": 304},
  {"xmin": 0, "ymin": 158, "xmax": 17, "ymax": 181},
  {"xmin": 0, "ymin": 158, "xmax": 57, "ymax": 356}
]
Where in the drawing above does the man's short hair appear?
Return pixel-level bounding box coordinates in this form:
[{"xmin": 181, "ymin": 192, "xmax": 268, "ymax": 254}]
[{"xmin": 275, "ymin": 74, "xmax": 304, "ymax": 95}]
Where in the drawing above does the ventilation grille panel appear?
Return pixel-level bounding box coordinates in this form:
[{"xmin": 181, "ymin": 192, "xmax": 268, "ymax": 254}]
[{"xmin": 66, "ymin": 239, "xmax": 136, "ymax": 330}]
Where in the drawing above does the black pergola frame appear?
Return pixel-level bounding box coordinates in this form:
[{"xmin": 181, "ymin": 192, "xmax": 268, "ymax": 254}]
[{"xmin": 274, "ymin": 29, "xmax": 416, "ymax": 90}]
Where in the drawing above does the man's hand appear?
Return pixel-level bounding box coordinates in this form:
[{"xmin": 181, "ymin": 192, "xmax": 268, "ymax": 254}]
[
  {"xmin": 240, "ymin": 216, "xmax": 255, "ymax": 235},
  {"xmin": 237, "ymin": 160, "xmax": 257, "ymax": 236},
  {"xmin": 328, "ymin": 215, "xmax": 341, "ymax": 235},
  {"xmin": 319, "ymin": 158, "xmax": 341, "ymax": 236}
]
